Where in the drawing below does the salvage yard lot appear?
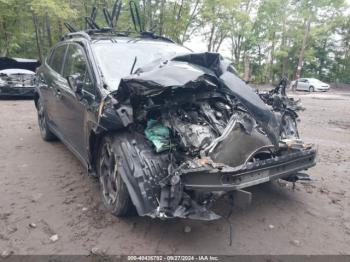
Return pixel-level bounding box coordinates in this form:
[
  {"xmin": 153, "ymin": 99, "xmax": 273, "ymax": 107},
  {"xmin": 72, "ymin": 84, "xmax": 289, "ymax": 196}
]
[{"xmin": 0, "ymin": 91, "xmax": 350, "ymax": 255}]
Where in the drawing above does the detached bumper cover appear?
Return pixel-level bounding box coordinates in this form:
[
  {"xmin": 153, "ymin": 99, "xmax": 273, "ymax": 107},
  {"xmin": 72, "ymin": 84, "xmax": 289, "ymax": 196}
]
[
  {"xmin": 0, "ymin": 85, "xmax": 35, "ymax": 97},
  {"xmin": 181, "ymin": 147, "xmax": 317, "ymax": 191}
]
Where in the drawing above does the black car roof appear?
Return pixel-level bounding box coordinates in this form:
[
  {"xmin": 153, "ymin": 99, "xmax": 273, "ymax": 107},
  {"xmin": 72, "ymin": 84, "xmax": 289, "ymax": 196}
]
[{"xmin": 0, "ymin": 57, "xmax": 40, "ymax": 71}]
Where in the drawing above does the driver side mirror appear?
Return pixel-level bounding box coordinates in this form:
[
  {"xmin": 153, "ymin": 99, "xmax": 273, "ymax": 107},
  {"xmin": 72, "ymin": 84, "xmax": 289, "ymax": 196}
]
[{"xmin": 67, "ymin": 74, "xmax": 83, "ymax": 94}]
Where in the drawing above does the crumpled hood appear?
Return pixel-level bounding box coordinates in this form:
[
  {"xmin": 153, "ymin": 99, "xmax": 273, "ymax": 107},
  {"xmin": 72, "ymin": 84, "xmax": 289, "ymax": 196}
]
[{"xmin": 118, "ymin": 52, "xmax": 281, "ymax": 146}]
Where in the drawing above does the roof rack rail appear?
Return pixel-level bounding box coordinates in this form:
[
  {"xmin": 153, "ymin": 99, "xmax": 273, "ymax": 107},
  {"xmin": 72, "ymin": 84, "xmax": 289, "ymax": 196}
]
[
  {"xmin": 64, "ymin": 22, "xmax": 78, "ymax": 33},
  {"xmin": 61, "ymin": 31, "xmax": 91, "ymax": 41},
  {"xmin": 86, "ymin": 28, "xmax": 114, "ymax": 34},
  {"xmin": 139, "ymin": 31, "xmax": 175, "ymax": 43}
]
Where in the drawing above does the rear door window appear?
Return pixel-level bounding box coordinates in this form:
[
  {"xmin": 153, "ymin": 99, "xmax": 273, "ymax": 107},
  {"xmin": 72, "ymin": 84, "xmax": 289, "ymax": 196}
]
[{"xmin": 49, "ymin": 45, "xmax": 68, "ymax": 75}]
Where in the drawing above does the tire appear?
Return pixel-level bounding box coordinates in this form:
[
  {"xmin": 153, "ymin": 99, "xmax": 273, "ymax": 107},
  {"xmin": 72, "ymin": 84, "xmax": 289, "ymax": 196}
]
[
  {"xmin": 97, "ymin": 135, "xmax": 134, "ymax": 217},
  {"xmin": 309, "ymin": 86, "xmax": 315, "ymax": 92},
  {"xmin": 37, "ymin": 97, "xmax": 57, "ymax": 141}
]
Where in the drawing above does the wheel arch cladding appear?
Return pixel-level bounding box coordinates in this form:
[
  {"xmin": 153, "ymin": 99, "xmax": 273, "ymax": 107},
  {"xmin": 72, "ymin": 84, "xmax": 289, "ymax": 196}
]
[
  {"xmin": 88, "ymin": 130, "xmax": 103, "ymax": 173},
  {"xmin": 108, "ymin": 132, "xmax": 169, "ymax": 216},
  {"xmin": 33, "ymin": 92, "xmax": 39, "ymax": 109}
]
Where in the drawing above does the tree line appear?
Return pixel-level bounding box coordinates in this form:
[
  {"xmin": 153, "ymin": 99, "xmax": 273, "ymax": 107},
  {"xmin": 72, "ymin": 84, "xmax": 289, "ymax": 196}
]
[{"xmin": 0, "ymin": 0, "xmax": 349, "ymax": 84}]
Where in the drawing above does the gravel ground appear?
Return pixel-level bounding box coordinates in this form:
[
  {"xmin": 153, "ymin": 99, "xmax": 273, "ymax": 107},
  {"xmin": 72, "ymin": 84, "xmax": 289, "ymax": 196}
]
[{"xmin": 0, "ymin": 91, "xmax": 349, "ymax": 255}]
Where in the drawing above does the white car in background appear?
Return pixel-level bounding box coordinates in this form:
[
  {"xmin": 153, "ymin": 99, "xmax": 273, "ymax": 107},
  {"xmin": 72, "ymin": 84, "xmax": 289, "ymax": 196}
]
[{"xmin": 291, "ymin": 78, "xmax": 330, "ymax": 92}]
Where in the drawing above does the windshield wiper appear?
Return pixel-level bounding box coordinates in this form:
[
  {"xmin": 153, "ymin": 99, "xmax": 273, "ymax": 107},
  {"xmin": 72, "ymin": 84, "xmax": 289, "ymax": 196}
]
[{"xmin": 130, "ymin": 56, "xmax": 138, "ymax": 75}]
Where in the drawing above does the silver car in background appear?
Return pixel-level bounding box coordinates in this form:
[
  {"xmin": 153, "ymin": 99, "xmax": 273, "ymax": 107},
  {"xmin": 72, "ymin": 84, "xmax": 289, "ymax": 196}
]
[
  {"xmin": 291, "ymin": 78, "xmax": 330, "ymax": 92},
  {"xmin": 0, "ymin": 68, "xmax": 36, "ymax": 97}
]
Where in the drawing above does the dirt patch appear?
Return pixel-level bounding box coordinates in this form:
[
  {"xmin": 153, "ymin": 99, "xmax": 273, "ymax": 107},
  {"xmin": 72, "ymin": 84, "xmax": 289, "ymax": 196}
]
[
  {"xmin": 329, "ymin": 120, "xmax": 350, "ymax": 130},
  {"xmin": 311, "ymin": 97, "xmax": 346, "ymax": 101},
  {"xmin": 0, "ymin": 94, "xmax": 350, "ymax": 255}
]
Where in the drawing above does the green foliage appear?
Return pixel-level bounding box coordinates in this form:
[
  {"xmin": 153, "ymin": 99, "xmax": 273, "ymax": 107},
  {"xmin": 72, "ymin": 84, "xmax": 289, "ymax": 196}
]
[
  {"xmin": 0, "ymin": 0, "xmax": 349, "ymax": 83},
  {"xmin": 30, "ymin": 0, "xmax": 76, "ymax": 19}
]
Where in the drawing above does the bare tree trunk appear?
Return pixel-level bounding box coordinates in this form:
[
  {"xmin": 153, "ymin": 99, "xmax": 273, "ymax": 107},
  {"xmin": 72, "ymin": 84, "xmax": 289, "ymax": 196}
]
[
  {"xmin": 258, "ymin": 45, "xmax": 262, "ymax": 83},
  {"xmin": 207, "ymin": 24, "xmax": 215, "ymax": 52},
  {"xmin": 280, "ymin": 17, "xmax": 287, "ymax": 77},
  {"xmin": 39, "ymin": 16, "xmax": 45, "ymax": 56},
  {"xmin": 244, "ymin": 52, "xmax": 250, "ymax": 82},
  {"xmin": 32, "ymin": 13, "xmax": 43, "ymax": 62},
  {"xmin": 282, "ymin": 54, "xmax": 288, "ymax": 78},
  {"xmin": 58, "ymin": 19, "xmax": 63, "ymax": 38},
  {"xmin": 159, "ymin": 0, "xmax": 165, "ymax": 35},
  {"xmin": 84, "ymin": 0, "xmax": 88, "ymax": 17},
  {"xmin": 231, "ymin": 35, "xmax": 241, "ymax": 65},
  {"xmin": 1, "ymin": 22, "xmax": 10, "ymax": 56},
  {"xmin": 176, "ymin": 0, "xmax": 184, "ymax": 21},
  {"xmin": 269, "ymin": 31, "xmax": 276, "ymax": 83},
  {"xmin": 214, "ymin": 31, "xmax": 227, "ymax": 52},
  {"xmin": 142, "ymin": 0, "xmax": 147, "ymax": 29},
  {"xmin": 295, "ymin": 18, "xmax": 311, "ymax": 79},
  {"xmin": 174, "ymin": 0, "xmax": 184, "ymax": 41},
  {"xmin": 181, "ymin": 0, "xmax": 199, "ymax": 43},
  {"xmin": 147, "ymin": 0, "xmax": 152, "ymax": 30},
  {"xmin": 45, "ymin": 13, "xmax": 53, "ymax": 48},
  {"xmin": 318, "ymin": 39, "xmax": 327, "ymax": 78}
]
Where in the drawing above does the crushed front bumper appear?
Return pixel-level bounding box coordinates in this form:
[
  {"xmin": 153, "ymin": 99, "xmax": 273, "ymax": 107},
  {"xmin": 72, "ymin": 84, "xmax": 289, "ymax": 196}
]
[{"xmin": 181, "ymin": 147, "xmax": 317, "ymax": 191}]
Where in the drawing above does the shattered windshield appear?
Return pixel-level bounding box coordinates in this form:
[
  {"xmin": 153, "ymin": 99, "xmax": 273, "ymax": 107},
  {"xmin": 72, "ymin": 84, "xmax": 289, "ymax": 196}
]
[{"xmin": 92, "ymin": 41, "xmax": 191, "ymax": 89}]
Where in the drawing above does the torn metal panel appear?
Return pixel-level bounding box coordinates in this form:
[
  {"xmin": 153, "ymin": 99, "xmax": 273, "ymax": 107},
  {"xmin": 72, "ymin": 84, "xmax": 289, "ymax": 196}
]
[
  {"xmin": 0, "ymin": 57, "xmax": 39, "ymax": 71},
  {"xmin": 118, "ymin": 52, "xmax": 281, "ymax": 147},
  {"xmin": 98, "ymin": 95, "xmax": 133, "ymax": 131},
  {"xmin": 172, "ymin": 52, "xmax": 229, "ymax": 76},
  {"xmin": 119, "ymin": 60, "xmax": 215, "ymax": 97},
  {"xmin": 219, "ymin": 72, "xmax": 280, "ymax": 147},
  {"xmin": 208, "ymin": 121, "xmax": 272, "ymax": 167}
]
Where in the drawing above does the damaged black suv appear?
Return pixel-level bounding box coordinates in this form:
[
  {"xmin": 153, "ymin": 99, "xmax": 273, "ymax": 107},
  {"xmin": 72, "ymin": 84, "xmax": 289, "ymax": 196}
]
[{"xmin": 34, "ymin": 29, "xmax": 316, "ymax": 220}]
